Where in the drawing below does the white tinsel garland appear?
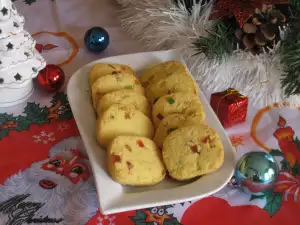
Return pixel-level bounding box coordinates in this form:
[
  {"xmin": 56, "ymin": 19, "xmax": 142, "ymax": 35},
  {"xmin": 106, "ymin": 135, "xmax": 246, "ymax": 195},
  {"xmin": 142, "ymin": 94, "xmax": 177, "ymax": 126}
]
[{"xmin": 117, "ymin": 0, "xmax": 300, "ymax": 107}]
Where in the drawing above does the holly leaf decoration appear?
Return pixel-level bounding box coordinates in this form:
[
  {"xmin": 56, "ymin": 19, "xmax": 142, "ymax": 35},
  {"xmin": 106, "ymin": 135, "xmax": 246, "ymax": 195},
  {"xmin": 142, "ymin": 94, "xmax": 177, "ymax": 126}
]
[
  {"xmin": 263, "ymin": 192, "xmax": 282, "ymax": 216},
  {"xmin": 130, "ymin": 210, "xmax": 148, "ymax": 224},
  {"xmin": 58, "ymin": 110, "xmax": 73, "ymax": 120},
  {"xmin": 280, "ymin": 158, "xmax": 291, "ymax": 171},
  {"xmin": 0, "ymin": 93, "xmax": 70, "ymax": 139},
  {"xmin": 291, "ymin": 162, "xmax": 300, "ymax": 176},
  {"xmin": 294, "ymin": 137, "xmax": 300, "ymax": 151},
  {"xmin": 0, "ymin": 113, "xmax": 15, "ymax": 125},
  {"xmin": 250, "ymin": 194, "xmax": 265, "ymax": 201},
  {"xmin": 51, "ymin": 92, "xmax": 69, "ymax": 105},
  {"xmin": 0, "ymin": 114, "xmax": 6, "ymax": 124},
  {"xmin": 269, "ymin": 149, "xmax": 284, "ymax": 157},
  {"xmin": 136, "ymin": 211, "xmax": 147, "ymax": 220},
  {"xmin": 14, "ymin": 115, "xmax": 30, "ymax": 132},
  {"xmin": 0, "ymin": 129, "xmax": 9, "ymax": 139},
  {"xmin": 24, "ymin": 103, "xmax": 49, "ymax": 124},
  {"xmin": 51, "ymin": 92, "xmax": 60, "ymax": 105},
  {"xmin": 133, "ymin": 222, "xmax": 148, "ymax": 225},
  {"xmin": 163, "ymin": 218, "xmax": 182, "ymax": 225}
]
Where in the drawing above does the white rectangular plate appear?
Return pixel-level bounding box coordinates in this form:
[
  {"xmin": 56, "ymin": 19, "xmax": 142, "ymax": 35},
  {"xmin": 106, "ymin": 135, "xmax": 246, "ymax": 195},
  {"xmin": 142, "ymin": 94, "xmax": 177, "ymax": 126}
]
[{"xmin": 67, "ymin": 49, "xmax": 236, "ymax": 215}]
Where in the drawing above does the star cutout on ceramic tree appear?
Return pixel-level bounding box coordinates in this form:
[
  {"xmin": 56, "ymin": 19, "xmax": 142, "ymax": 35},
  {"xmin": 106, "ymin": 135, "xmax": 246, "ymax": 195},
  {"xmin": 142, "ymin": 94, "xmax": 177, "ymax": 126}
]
[
  {"xmin": 1, "ymin": 7, "xmax": 8, "ymax": 16},
  {"xmin": 13, "ymin": 22, "xmax": 19, "ymax": 28},
  {"xmin": 211, "ymin": 0, "xmax": 290, "ymax": 27},
  {"xmin": 14, "ymin": 73, "xmax": 22, "ymax": 81},
  {"xmin": 24, "ymin": 52, "xmax": 30, "ymax": 57},
  {"xmin": 6, "ymin": 42, "xmax": 13, "ymax": 50}
]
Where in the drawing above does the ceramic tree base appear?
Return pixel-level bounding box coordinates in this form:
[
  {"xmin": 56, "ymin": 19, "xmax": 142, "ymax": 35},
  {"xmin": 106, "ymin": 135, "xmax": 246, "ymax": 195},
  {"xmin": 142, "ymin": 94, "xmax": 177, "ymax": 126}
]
[{"xmin": 0, "ymin": 80, "xmax": 34, "ymax": 107}]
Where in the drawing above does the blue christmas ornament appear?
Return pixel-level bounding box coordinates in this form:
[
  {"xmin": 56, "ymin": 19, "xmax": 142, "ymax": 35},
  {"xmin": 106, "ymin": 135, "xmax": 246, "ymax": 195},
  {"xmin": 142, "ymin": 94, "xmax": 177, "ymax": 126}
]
[
  {"xmin": 235, "ymin": 151, "xmax": 279, "ymax": 195},
  {"xmin": 84, "ymin": 27, "xmax": 109, "ymax": 53}
]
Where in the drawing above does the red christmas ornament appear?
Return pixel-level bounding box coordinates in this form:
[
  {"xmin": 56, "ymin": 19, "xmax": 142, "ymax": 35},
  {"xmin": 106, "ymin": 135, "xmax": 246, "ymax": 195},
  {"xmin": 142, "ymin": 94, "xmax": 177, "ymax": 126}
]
[
  {"xmin": 210, "ymin": 88, "xmax": 248, "ymax": 128},
  {"xmin": 211, "ymin": 0, "xmax": 290, "ymax": 27},
  {"xmin": 37, "ymin": 64, "xmax": 65, "ymax": 92}
]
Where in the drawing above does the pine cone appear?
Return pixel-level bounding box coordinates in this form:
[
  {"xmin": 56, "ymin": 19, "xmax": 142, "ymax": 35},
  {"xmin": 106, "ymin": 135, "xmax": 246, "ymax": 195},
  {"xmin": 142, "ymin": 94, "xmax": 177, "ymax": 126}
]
[{"xmin": 235, "ymin": 4, "xmax": 286, "ymax": 53}]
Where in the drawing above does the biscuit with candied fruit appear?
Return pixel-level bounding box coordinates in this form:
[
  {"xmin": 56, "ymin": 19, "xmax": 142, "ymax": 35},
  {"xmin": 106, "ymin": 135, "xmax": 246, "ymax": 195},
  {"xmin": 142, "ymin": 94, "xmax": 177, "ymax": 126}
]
[
  {"xmin": 162, "ymin": 124, "xmax": 224, "ymax": 180},
  {"xmin": 107, "ymin": 136, "xmax": 166, "ymax": 186}
]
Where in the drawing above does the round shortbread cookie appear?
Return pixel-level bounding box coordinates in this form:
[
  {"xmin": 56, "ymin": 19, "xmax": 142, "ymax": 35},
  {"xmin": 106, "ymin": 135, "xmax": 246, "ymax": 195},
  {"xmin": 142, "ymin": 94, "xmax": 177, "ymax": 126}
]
[
  {"xmin": 97, "ymin": 90, "xmax": 151, "ymax": 118},
  {"xmin": 146, "ymin": 71, "xmax": 198, "ymax": 104},
  {"xmin": 89, "ymin": 63, "xmax": 136, "ymax": 86},
  {"xmin": 140, "ymin": 61, "xmax": 189, "ymax": 88},
  {"xmin": 91, "ymin": 73, "xmax": 144, "ymax": 109},
  {"xmin": 152, "ymin": 92, "xmax": 205, "ymax": 128},
  {"xmin": 163, "ymin": 124, "xmax": 224, "ymax": 180},
  {"xmin": 97, "ymin": 104, "xmax": 154, "ymax": 147},
  {"xmin": 153, "ymin": 114, "xmax": 204, "ymax": 149},
  {"xmin": 107, "ymin": 136, "xmax": 166, "ymax": 186}
]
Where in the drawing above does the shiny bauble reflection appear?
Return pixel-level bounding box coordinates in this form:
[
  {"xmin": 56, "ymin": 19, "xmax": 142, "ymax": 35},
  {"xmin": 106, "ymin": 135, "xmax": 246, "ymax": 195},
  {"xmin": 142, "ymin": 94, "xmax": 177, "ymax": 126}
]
[
  {"xmin": 235, "ymin": 151, "xmax": 279, "ymax": 195},
  {"xmin": 84, "ymin": 27, "xmax": 109, "ymax": 53}
]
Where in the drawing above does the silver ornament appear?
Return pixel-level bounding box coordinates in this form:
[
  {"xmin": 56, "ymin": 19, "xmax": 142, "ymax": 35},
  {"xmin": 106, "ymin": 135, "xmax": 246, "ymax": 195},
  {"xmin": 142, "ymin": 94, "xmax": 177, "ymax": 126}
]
[{"xmin": 235, "ymin": 151, "xmax": 279, "ymax": 195}]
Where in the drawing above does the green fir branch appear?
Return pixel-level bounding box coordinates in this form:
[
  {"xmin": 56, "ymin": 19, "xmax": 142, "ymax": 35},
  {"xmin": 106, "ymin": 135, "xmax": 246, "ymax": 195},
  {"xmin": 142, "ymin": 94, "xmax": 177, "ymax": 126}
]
[
  {"xmin": 193, "ymin": 20, "xmax": 237, "ymax": 62},
  {"xmin": 280, "ymin": 0, "xmax": 300, "ymax": 97}
]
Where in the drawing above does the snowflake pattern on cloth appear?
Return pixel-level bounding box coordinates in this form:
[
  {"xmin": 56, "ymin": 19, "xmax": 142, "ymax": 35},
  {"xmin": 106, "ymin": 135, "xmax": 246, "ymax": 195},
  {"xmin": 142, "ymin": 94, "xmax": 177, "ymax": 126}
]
[
  {"xmin": 33, "ymin": 130, "xmax": 56, "ymax": 144},
  {"xmin": 57, "ymin": 123, "xmax": 69, "ymax": 132},
  {"xmin": 97, "ymin": 215, "xmax": 116, "ymax": 225}
]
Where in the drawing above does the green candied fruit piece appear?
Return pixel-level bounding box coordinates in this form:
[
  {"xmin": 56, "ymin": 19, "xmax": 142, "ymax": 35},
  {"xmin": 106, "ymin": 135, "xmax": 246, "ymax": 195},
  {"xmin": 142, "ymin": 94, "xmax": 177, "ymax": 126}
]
[
  {"xmin": 124, "ymin": 85, "xmax": 134, "ymax": 89},
  {"xmin": 167, "ymin": 97, "xmax": 175, "ymax": 104}
]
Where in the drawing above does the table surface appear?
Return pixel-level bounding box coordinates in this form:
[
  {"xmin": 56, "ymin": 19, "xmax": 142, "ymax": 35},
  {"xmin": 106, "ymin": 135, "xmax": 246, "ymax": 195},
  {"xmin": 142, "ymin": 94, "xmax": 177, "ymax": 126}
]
[{"xmin": 0, "ymin": 1, "xmax": 300, "ymax": 225}]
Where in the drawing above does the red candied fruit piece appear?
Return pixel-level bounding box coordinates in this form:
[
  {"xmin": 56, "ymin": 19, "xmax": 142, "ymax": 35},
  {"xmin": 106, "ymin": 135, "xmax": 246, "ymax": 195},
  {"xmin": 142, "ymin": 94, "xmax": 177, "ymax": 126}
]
[
  {"xmin": 127, "ymin": 161, "xmax": 133, "ymax": 170},
  {"xmin": 190, "ymin": 145, "xmax": 199, "ymax": 153},
  {"xmin": 112, "ymin": 154, "xmax": 121, "ymax": 163},
  {"xmin": 137, "ymin": 140, "xmax": 144, "ymax": 147},
  {"xmin": 157, "ymin": 113, "xmax": 164, "ymax": 120},
  {"xmin": 200, "ymin": 136, "xmax": 210, "ymax": 143}
]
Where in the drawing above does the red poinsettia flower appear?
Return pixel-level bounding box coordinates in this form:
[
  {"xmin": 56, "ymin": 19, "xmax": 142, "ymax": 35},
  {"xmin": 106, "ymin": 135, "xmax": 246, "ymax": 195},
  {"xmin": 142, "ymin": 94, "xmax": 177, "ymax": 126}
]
[{"xmin": 274, "ymin": 171, "xmax": 300, "ymax": 202}]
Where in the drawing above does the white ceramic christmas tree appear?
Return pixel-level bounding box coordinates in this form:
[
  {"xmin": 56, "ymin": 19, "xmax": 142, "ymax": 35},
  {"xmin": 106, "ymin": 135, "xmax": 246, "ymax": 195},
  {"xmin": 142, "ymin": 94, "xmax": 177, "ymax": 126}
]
[{"xmin": 0, "ymin": 0, "xmax": 46, "ymax": 107}]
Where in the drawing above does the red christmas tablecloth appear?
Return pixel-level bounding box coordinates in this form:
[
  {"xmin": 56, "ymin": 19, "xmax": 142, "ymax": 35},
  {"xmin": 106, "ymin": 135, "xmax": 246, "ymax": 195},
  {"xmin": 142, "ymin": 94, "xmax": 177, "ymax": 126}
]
[{"xmin": 1, "ymin": 1, "xmax": 300, "ymax": 225}]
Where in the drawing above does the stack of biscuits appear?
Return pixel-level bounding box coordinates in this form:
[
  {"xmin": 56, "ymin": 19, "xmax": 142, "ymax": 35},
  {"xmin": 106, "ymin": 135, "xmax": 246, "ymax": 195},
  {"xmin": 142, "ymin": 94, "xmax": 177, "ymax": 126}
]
[
  {"xmin": 90, "ymin": 61, "xmax": 224, "ymax": 186},
  {"xmin": 90, "ymin": 63, "xmax": 165, "ymax": 186}
]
